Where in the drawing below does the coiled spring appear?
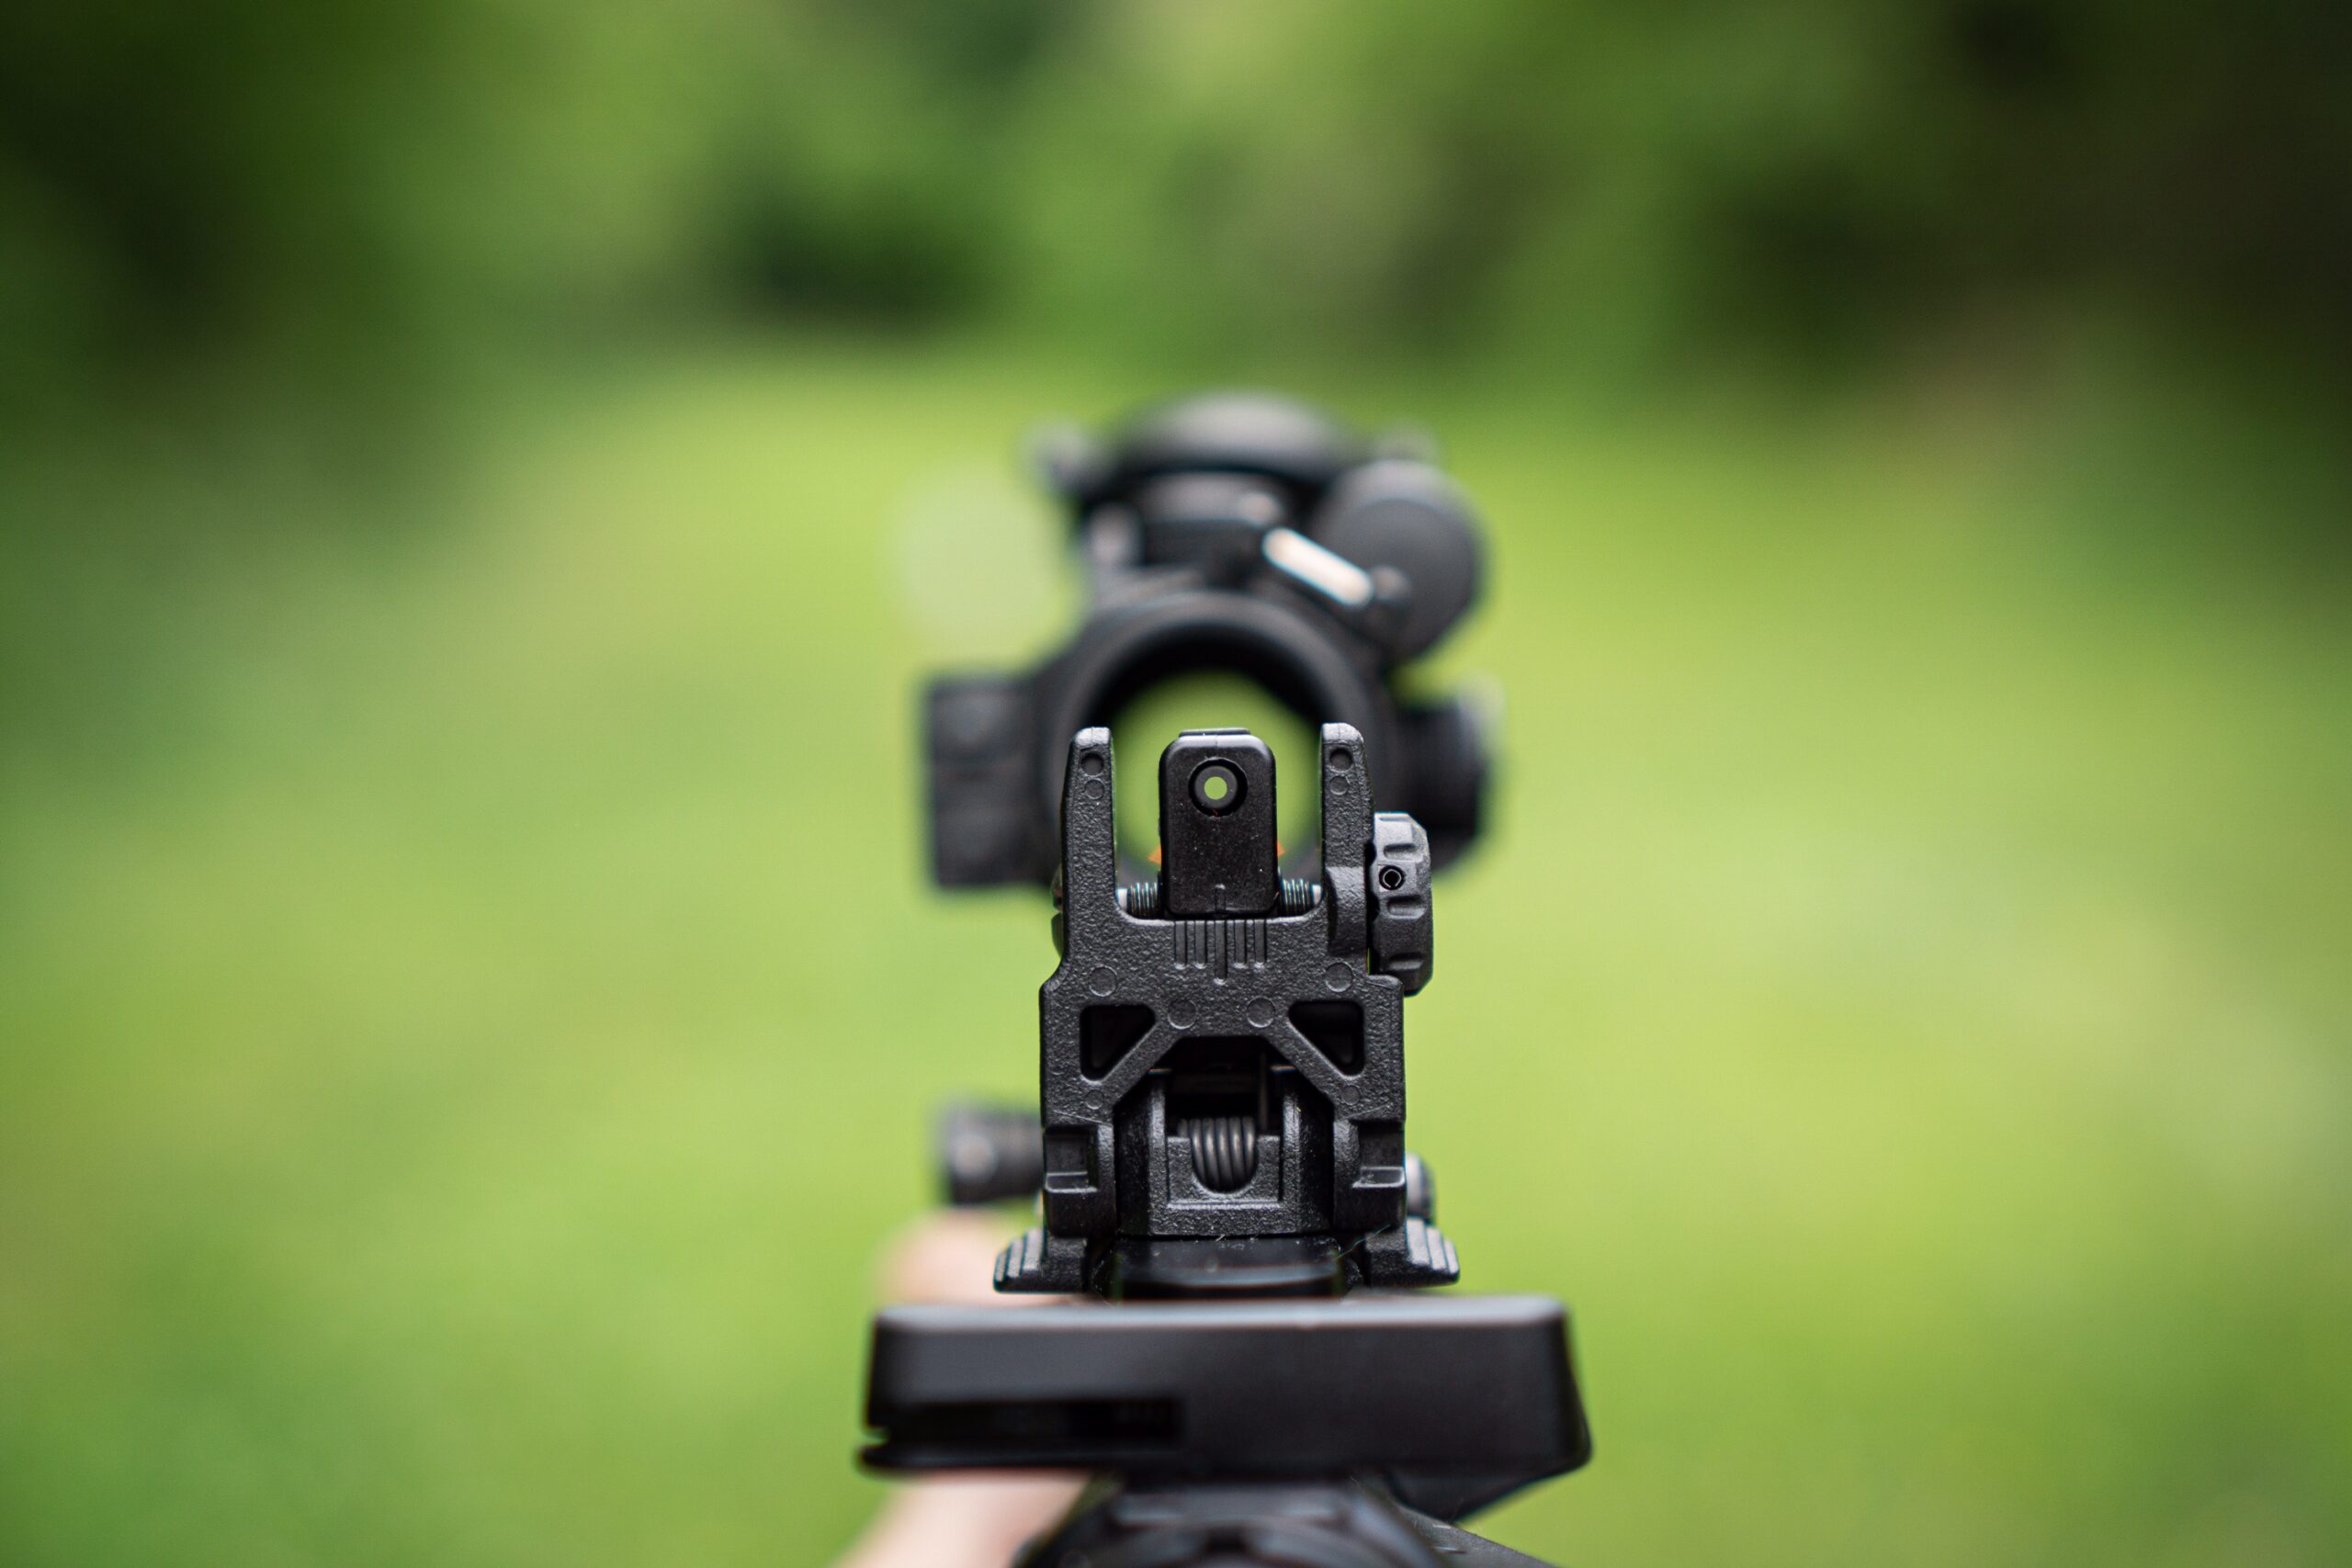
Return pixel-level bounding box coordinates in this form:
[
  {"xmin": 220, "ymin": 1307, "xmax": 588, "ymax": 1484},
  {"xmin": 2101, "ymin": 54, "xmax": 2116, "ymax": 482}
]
[
  {"xmin": 1119, "ymin": 879, "xmax": 1321, "ymax": 917},
  {"xmin": 1182, "ymin": 1114, "xmax": 1261, "ymax": 1191}
]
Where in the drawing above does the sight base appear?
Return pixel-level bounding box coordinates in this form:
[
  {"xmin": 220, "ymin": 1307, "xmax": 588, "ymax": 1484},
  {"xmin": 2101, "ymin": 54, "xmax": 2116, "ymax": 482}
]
[
  {"xmin": 862, "ymin": 1293, "xmax": 1589, "ymax": 1528},
  {"xmin": 992, "ymin": 1225, "xmax": 1463, "ymax": 1298}
]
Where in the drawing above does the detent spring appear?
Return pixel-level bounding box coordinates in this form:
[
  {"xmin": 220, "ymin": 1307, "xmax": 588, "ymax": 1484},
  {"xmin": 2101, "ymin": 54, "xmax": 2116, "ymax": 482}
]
[
  {"xmin": 1119, "ymin": 879, "xmax": 1321, "ymax": 917},
  {"xmin": 1182, "ymin": 1114, "xmax": 1260, "ymax": 1191}
]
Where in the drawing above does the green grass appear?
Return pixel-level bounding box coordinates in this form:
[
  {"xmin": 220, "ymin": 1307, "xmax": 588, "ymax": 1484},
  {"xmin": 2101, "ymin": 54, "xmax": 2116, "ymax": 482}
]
[{"xmin": 1, "ymin": 341, "xmax": 2346, "ymax": 1566}]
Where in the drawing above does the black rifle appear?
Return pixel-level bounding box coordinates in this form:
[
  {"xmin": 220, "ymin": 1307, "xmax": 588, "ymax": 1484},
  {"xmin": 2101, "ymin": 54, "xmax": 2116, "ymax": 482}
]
[{"xmin": 863, "ymin": 396, "xmax": 1591, "ymax": 1568}]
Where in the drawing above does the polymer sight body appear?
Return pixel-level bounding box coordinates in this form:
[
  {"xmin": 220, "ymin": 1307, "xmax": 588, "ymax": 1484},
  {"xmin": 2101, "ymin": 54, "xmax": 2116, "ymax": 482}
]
[{"xmin": 1004, "ymin": 722, "xmax": 1452, "ymax": 1299}]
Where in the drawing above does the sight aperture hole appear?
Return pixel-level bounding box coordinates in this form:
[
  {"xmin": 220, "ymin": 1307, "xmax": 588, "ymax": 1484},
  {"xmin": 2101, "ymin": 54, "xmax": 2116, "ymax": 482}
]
[{"xmin": 1190, "ymin": 761, "xmax": 1244, "ymax": 815}]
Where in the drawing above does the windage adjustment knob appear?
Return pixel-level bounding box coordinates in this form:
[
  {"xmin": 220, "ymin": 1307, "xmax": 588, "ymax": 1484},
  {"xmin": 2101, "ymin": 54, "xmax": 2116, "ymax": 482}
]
[{"xmin": 1367, "ymin": 812, "xmax": 1433, "ymax": 995}]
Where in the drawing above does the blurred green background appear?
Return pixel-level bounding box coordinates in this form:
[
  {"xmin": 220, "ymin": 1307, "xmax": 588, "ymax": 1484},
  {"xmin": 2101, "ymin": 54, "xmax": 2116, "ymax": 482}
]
[{"xmin": 2, "ymin": 2, "xmax": 2347, "ymax": 1565}]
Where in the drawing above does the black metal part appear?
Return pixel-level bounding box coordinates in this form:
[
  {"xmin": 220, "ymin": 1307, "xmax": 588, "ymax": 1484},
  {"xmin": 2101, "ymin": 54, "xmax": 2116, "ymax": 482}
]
[
  {"xmin": 1018, "ymin": 1481, "xmax": 1556, "ymax": 1568},
  {"xmin": 1368, "ymin": 815, "xmax": 1434, "ymax": 997},
  {"xmin": 925, "ymin": 392, "xmax": 1490, "ymax": 889},
  {"xmin": 863, "ymin": 1295, "xmax": 1590, "ymax": 1522},
  {"xmin": 1021, "ymin": 1485, "xmax": 1552, "ymax": 1568},
  {"xmin": 937, "ymin": 1102, "xmax": 1046, "ymax": 1206},
  {"xmin": 1313, "ymin": 461, "xmax": 1484, "ymax": 663},
  {"xmin": 998, "ymin": 726, "xmax": 1455, "ymax": 1297},
  {"xmin": 1046, "ymin": 391, "xmax": 1367, "ymax": 506},
  {"xmin": 1160, "ymin": 731, "xmax": 1280, "ymax": 917}
]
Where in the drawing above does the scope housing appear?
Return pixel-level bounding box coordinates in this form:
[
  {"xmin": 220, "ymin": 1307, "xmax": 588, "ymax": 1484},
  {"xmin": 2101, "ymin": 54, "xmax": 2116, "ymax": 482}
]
[{"xmin": 926, "ymin": 392, "xmax": 1491, "ymax": 889}]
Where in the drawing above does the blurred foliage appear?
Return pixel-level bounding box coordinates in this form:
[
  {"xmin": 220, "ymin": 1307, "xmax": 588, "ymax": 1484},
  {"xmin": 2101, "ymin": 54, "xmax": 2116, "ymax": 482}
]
[{"xmin": 3, "ymin": 0, "xmax": 2349, "ymax": 403}]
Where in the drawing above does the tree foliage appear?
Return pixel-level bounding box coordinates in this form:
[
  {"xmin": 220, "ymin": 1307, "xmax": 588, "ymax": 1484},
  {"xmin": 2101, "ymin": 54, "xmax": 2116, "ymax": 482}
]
[{"xmin": 1, "ymin": 0, "xmax": 2345, "ymax": 395}]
